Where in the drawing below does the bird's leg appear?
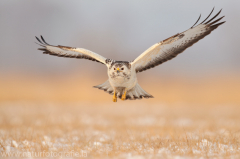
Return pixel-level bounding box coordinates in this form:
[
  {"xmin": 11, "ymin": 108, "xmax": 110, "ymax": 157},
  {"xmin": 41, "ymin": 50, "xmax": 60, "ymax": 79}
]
[
  {"xmin": 113, "ymin": 88, "xmax": 117, "ymax": 102},
  {"xmin": 121, "ymin": 88, "xmax": 127, "ymax": 101}
]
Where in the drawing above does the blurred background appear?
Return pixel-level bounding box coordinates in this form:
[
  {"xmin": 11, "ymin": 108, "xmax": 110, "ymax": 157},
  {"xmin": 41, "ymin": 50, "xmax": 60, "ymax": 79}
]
[{"xmin": 0, "ymin": 0, "xmax": 239, "ymax": 104}]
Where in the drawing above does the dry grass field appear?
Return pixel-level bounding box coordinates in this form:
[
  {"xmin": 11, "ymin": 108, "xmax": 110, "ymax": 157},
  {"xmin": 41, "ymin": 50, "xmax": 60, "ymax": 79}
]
[
  {"xmin": 1, "ymin": 102, "xmax": 240, "ymax": 158},
  {"xmin": 0, "ymin": 74, "xmax": 240, "ymax": 158}
]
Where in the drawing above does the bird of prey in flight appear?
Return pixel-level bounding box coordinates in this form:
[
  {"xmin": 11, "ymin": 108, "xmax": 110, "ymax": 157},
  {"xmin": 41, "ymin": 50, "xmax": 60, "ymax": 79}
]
[{"xmin": 36, "ymin": 8, "xmax": 225, "ymax": 102}]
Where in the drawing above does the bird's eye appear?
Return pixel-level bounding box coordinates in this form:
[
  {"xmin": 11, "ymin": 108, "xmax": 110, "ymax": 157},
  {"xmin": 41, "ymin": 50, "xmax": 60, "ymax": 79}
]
[
  {"xmin": 114, "ymin": 68, "xmax": 116, "ymax": 70},
  {"xmin": 121, "ymin": 68, "xmax": 124, "ymax": 70}
]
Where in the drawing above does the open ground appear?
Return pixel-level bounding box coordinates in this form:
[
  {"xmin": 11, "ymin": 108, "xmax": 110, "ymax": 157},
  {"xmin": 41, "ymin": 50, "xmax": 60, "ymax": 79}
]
[
  {"xmin": 0, "ymin": 102, "xmax": 240, "ymax": 158},
  {"xmin": 0, "ymin": 75, "xmax": 240, "ymax": 158}
]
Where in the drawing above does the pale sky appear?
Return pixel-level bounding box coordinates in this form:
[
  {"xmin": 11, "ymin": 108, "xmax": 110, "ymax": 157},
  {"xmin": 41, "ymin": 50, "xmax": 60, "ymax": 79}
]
[{"xmin": 0, "ymin": 0, "xmax": 239, "ymax": 77}]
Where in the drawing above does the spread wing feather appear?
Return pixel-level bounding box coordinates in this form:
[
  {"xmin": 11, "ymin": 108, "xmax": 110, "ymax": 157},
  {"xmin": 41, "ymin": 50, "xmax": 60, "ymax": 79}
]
[
  {"xmin": 36, "ymin": 36, "xmax": 107, "ymax": 65},
  {"xmin": 131, "ymin": 8, "xmax": 225, "ymax": 73}
]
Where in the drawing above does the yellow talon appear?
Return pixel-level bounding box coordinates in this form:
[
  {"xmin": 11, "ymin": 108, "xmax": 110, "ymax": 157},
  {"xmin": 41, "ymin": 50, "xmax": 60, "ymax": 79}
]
[
  {"xmin": 121, "ymin": 89, "xmax": 127, "ymax": 101},
  {"xmin": 113, "ymin": 89, "xmax": 117, "ymax": 102},
  {"xmin": 121, "ymin": 95, "xmax": 126, "ymax": 100}
]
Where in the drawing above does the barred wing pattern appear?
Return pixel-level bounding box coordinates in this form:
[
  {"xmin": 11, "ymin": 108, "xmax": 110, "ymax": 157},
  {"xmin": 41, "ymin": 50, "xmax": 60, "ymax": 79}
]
[
  {"xmin": 36, "ymin": 36, "xmax": 107, "ymax": 65},
  {"xmin": 131, "ymin": 8, "xmax": 225, "ymax": 73}
]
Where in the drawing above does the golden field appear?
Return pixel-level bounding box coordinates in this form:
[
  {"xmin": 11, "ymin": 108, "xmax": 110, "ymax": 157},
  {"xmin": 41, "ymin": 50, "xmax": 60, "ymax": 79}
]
[
  {"xmin": 0, "ymin": 73, "xmax": 240, "ymax": 104},
  {"xmin": 0, "ymin": 74, "xmax": 240, "ymax": 158}
]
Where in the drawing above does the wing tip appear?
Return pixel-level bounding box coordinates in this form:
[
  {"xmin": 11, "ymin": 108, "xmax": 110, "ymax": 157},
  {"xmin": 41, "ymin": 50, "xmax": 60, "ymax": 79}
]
[
  {"xmin": 207, "ymin": 16, "xmax": 225, "ymax": 26},
  {"xmin": 191, "ymin": 7, "xmax": 225, "ymax": 28},
  {"xmin": 191, "ymin": 14, "xmax": 201, "ymax": 28},
  {"xmin": 210, "ymin": 21, "xmax": 226, "ymax": 29},
  {"xmin": 204, "ymin": 8, "xmax": 223, "ymax": 25},
  {"xmin": 35, "ymin": 36, "xmax": 44, "ymax": 45},
  {"xmin": 35, "ymin": 35, "xmax": 51, "ymax": 46},
  {"xmin": 200, "ymin": 7, "xmax": 215, "ymax": 24},
  {"xmin": 40, "ymin": 35, "xmax": 50, "ymax": 45}
]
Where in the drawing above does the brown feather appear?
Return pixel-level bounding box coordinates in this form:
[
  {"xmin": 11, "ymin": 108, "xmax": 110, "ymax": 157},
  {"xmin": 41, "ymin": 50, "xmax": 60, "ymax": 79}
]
[{"xmin": 135, "ymin": 9, "xmax": 225, "ymax": 73}]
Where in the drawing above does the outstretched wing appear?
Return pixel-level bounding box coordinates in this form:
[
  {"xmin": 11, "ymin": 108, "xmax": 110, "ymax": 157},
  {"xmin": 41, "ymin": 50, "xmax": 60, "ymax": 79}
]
[
  {"xmin": 36, "ymin": 36, "xmax": 107, "ymax": 65},
  {"xmin": 131, "ymin": 8, "xmax": 225, "ymax": 73}
]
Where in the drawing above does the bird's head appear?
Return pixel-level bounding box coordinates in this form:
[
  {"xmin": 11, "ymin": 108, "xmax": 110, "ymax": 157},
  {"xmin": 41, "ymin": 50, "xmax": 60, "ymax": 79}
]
[{"xmin": 109, "ymin": 61, "xmax": 131, "ymax": 78}]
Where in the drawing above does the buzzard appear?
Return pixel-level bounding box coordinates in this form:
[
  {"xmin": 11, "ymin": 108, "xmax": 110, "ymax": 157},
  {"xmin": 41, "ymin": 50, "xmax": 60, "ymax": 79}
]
[{"xmin": 36, "ymin": 8, "xmax": 225, "ymax": 102}]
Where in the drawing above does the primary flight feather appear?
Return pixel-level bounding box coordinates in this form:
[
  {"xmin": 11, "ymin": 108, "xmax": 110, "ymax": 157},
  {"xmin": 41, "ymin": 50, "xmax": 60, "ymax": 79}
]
[{"xmin": 36, "ymin": 8, "xmax": 225, "ymax": 102}]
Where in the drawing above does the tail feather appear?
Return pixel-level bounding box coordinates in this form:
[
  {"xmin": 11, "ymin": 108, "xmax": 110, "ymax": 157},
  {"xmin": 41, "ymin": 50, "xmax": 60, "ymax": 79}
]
[
  {"xmin": 93, "ymin": 80, "xmax": 114, "ymax": 95},
  {"xmin": 94, "ymin": 80, "xmax": 153, "ymax": 100}
]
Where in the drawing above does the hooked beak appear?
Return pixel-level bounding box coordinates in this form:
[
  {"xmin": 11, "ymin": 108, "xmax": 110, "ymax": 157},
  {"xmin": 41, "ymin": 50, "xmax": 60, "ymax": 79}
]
[{"xmin": 116, "ymin": 68, "xmax": 120, "ymax": 73}]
